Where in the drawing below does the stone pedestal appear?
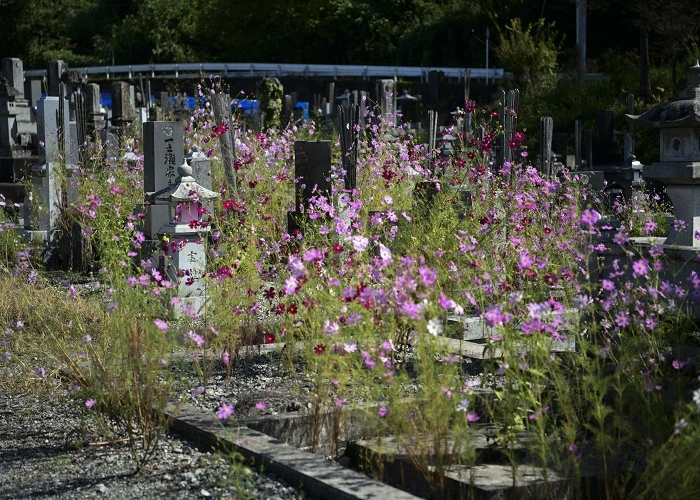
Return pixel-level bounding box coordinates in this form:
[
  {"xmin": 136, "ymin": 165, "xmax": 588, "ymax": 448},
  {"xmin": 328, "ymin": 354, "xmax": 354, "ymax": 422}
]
[
  {"xmin": 162, "ymin": 224, "xmax": 209, "ymax": 316},
  {"xmin": 643, "ymin": 162, "xmax": 700, "ymax": 246}
]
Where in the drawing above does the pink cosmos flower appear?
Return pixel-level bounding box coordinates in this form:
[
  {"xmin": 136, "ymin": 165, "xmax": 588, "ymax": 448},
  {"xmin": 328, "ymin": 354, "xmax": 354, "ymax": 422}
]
[
  {"xmin": 154, "ymin": 319, "xmax": 168, "ymax": 331},
  {"xmin": 217, "ymin": 403, "xmax": 235, "ymax": 420}
]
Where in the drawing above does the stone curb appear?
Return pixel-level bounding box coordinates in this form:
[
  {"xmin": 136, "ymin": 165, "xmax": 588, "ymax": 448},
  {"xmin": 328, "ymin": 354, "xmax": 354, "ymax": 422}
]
[{"xmin": 165, "ymin": 402, "xmax": 419, "ymax": 500}]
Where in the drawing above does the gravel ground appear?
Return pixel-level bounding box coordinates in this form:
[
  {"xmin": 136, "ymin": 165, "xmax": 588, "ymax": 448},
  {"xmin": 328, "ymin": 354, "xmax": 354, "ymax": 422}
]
[
  {"xmin": 170, "ymin": 349, "xmax": 315, "ymax": 421},
  {"xmin": 0, "ymin": 390, "xmax": 302, "ymax": 499}
]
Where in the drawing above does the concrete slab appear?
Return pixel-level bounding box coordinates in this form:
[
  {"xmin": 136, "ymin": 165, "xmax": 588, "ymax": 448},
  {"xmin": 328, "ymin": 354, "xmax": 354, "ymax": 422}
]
[{"xmin": 166, "ymin": 402, "xmax": 419, "ymax": 500}]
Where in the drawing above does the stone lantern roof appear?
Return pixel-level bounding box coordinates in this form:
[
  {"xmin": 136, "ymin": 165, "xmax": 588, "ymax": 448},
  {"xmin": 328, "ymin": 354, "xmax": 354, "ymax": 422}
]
[
  {"xmin": 627, "ymin": 62, "xmax": 700, "ymax": 128},
  {"xmin": 153, "ymin": 162, "xmax": 219, "ymax": 203}
]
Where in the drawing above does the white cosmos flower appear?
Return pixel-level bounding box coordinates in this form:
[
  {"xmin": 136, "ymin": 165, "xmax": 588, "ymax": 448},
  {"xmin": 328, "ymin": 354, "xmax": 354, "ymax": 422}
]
[{"xmin": 427, "ymin": 318, "xmax": 443, "ymax": 336}]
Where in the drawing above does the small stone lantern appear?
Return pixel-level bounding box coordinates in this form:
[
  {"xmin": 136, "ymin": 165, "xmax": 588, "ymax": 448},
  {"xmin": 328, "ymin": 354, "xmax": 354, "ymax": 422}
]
[
  {"xmin": 629, "ymin": 61, "xmax": 700, "ymax": 246},
  {"xmin": 153, "ymin": 161, "xmax": 219, "ymax": 315}
]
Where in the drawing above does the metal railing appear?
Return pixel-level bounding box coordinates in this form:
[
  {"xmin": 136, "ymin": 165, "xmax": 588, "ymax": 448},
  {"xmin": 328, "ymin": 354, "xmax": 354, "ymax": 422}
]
[{"xmin": 23, "ymin": 62, "xmax": 504, "ymax": 82}]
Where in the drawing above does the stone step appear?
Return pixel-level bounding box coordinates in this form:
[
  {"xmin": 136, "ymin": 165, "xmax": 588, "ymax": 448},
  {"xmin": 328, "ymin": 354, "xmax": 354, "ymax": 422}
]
[
  {"xmin": 346, "ymin": 427, "xmax": 571, "ymax": 499},
  {"xmin": 167, "ymin": 402, "xmax": 420, "ymax": 500}
]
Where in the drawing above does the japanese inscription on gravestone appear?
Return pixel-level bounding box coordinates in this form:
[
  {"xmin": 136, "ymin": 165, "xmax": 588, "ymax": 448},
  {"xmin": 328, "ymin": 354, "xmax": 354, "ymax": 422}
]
[{"xmin": 143, "ymin": 121, "xmax": 183, "ymax": 193}]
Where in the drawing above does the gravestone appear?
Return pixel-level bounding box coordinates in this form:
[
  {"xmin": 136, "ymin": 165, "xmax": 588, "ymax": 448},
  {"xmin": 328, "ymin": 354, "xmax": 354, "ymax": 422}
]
[
  {"xmin": 1, "ymin": 59, "xmax": 23, "ymax": 97},
  {"xmin": 85, "ymin": 83, "xmax": 105, "ymax": 141},
  {"xmin": 573, "ymin": 119, "xmax": 606, "ymax": 194},
  {"xmin": 376, "ymin": 79, "xmax": 396, "ymax": 125},
  {"xmin": 396, "ymin": 89, "xmax": 418, "ymax": 126},
  {"xmin": 143, "ymin": 80, "xmax": 152, "ymax": 111},
  {"xmin": 427, "ymin": 70, "xmax": 444, "ymax": 110},
  {"xmin": 289, "ymin": 141, "xmax": 332, "ymax": 234},
  {"xmin": 25, "ymin": 96, "xmax": 68, "ymax": 238},
  {"xmin": 47, "ymin": 60, "xmax": 68, "ymax": 98},
  {"xmin": 111, "ymin": 82, "xmax": 134, "ymax": 127},
  {"xmin": 37, "ymin": 97, "xmax": 68, "ymax": 169},
  {"xmin": 24, "ymin": 80, "xmax": 42, "ymax": 109},
  {"xmin": 0, "ymin": 57, "xmax": 37, "ymax": 185},
  {"xmin": 159, "ymin": 91, "xmax": 171, "ymax": 120},
  {"xmin": 143, "ymin": 121, "xmax": 184, "ymax": 237},
  {"xmin": 624, "ymin": 94, "xmax": 635, "ymax": 162},
  {"xmin": 61, "ymin": 70, "xmax": 86, "ymax": 117}
]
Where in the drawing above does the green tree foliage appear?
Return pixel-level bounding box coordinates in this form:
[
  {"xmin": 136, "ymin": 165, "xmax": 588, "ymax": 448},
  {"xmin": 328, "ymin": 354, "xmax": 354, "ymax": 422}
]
[
  {"xmin": 107, "ymin": 0, "xmax": 205, "ymax": 64},
  {"xmin": 494, "ymin": 18, "xmax": 561, "ymax": 95},
  {"xmin": 0, "ymin": 0, "xmax": 114, "ymax": 67},
  {"xmin": 166, "ymin": 0, "xmax": 508, "ymax": 66}
]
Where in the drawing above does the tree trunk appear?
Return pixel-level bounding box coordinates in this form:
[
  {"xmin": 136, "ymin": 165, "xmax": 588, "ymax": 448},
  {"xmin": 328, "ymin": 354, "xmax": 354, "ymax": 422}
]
[{"xmin": 639, "ymin": 0, "xmax": 652, "ymax": 99}]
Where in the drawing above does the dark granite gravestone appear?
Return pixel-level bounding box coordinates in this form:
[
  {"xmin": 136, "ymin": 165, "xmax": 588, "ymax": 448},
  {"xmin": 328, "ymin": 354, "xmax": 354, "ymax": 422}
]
[
  {"xmin": 24, "ymin": 80, "xmax": 42, "ymax": 109},
  {"xmin": 144, "ymin": 121, "xmax": 184, "ymax": 192},
  {"xmin": 428, "ymin": 70, "xmax": 444, "ymax": 109},
  {"xmin": 143, "ymin": 121, "xmax": 184, "ymax": 237},
  {"xmin": 288, "ymin": 141, "xmax": 332, "ymax": 234},
  {"xmin": 47, "ymin": 60, "xmax": 68, "ymax": 98}
]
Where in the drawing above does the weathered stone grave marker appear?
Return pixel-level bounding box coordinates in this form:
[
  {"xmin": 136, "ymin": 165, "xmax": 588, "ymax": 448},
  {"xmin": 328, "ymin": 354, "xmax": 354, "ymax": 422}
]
[
  {"xmin": 111, "ymin": 81, "xmax": 134, "ymax": 129},
  {"xmin": 24, "ymin": 96, "xmax": 68, "ymax": 240},
  {"xmin": 376, "ymin": 79, "xmax": 396, "ymax": 125},
  {"xmin": 0, "ymin": 57, "xmax": 37, "ymax": 188}
]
